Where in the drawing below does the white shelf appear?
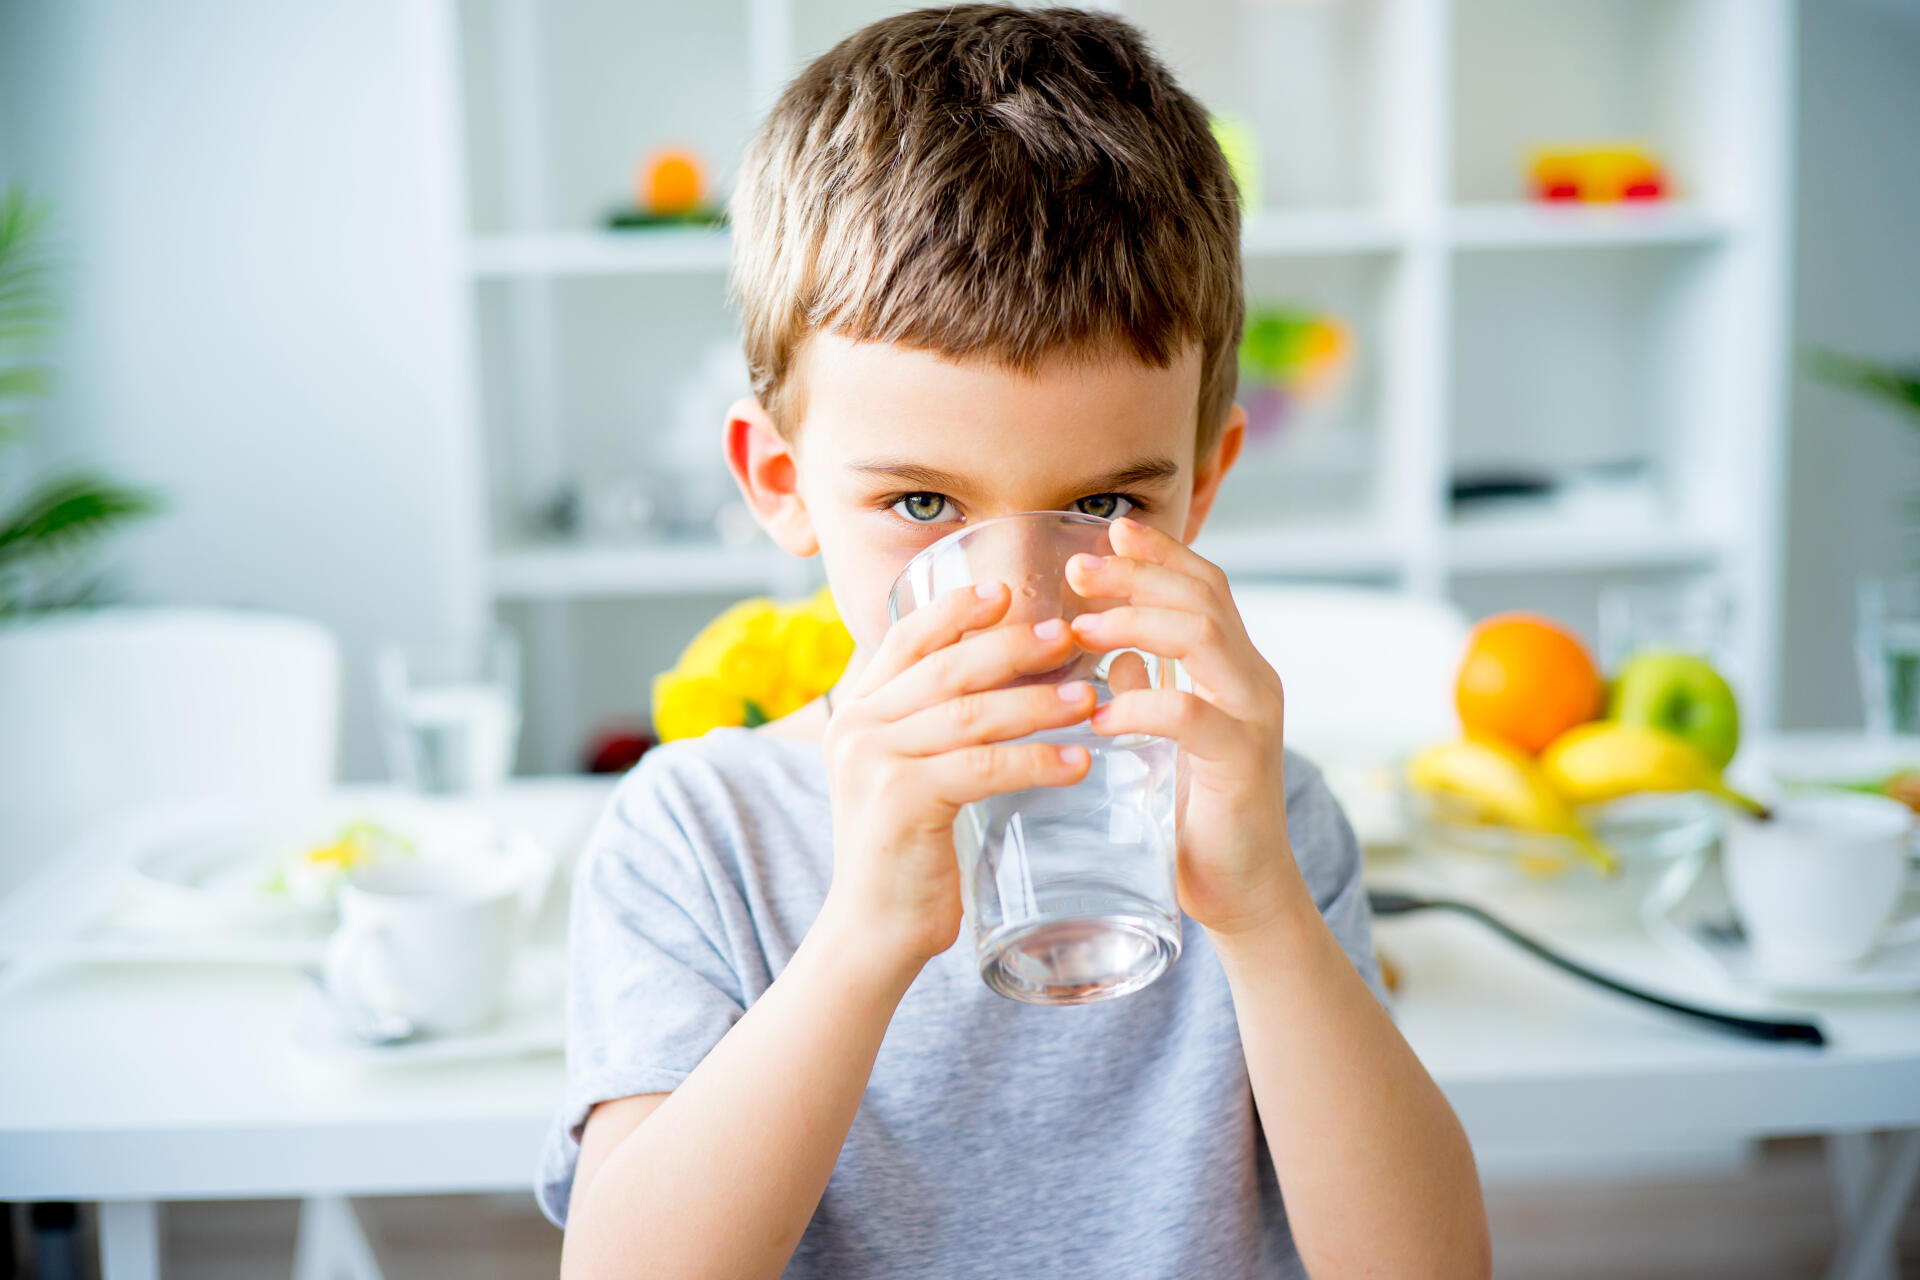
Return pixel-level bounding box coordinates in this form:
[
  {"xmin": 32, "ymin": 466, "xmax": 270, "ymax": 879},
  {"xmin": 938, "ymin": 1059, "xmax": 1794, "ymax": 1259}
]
[
  {"xmin": 1193, "ymin": 524, "xmax": 1404, "ymax": 579},
  {"xmin": 445, "ymin": 0, "xmax": 1794, "ymax": 767},
  {"xmin": 1444, "ymin": 517, "xmax": 1724, "ymax": 575},
  {"xmin": 1241, "ymin": 209, "xmax": 1402, "ymax": 256},
  {"xmin": 468, "ymin": 228, "xmax": 731, "ymax": 278},
  {"xmin": 1446, "ymin": 203, "xmax": 1734, "ymax": 251},
  {"xmin": 468, "ymin": 210, "xmax": 1402, "ymax": 280},
  {"xmin": 489, "ymin": 540, "xmax": 789, "ymax": 599}
]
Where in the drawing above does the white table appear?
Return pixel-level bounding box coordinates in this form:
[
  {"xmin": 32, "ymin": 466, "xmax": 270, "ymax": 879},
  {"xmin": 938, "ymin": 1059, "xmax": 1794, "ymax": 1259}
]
[{"xmin": 1, "ymin": 743, "xmax": 1916, "ymax": 1280}]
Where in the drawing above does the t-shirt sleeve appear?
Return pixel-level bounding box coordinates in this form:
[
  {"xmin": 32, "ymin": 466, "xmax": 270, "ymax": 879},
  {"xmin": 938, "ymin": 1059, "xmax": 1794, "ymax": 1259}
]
[
  {"xmin": 534, "ymin": 753, "xmax": 749, "ymax": 1227},
  {"xmin": 1283, "ymin": 751, "xmax": 1389, "ymax": 1008}
]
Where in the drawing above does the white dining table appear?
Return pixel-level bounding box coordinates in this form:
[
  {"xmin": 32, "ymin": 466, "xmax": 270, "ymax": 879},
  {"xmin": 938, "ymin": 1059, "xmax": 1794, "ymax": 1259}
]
[{"xmin": 0, "ymin": 735, "xmax": 1916, "ymax": 1280}]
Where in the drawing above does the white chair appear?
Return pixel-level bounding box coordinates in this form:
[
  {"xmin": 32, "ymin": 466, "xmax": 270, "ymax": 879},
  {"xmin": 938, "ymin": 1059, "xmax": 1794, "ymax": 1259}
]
[
  {"xmin": 1225, "ymin": 583, "xmax": 1471, "ymax": 848},
  {"xmin": 0, "ymin": 606, "xmax": 381, "ymax": 1280},
  {"xmin": 0, "ymin": 606, "xmax": 342, "ymax": 891}
]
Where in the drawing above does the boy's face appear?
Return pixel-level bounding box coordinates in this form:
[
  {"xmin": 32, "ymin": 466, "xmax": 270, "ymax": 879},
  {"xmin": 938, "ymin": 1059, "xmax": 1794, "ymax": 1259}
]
[{"xmin": 725, "ymin": 331, "xmax": 1246, "ymax": 680}]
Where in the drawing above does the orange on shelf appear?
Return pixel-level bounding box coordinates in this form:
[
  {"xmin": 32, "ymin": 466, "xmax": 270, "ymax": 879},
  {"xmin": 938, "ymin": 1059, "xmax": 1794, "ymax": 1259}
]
[
  {"xmin": 638, "ymin": 146, "xmax": 706, "ymax": 217},
  {"xmin": 1455, "ymin": 612, "xmax": 1605, "ymax": 755}
]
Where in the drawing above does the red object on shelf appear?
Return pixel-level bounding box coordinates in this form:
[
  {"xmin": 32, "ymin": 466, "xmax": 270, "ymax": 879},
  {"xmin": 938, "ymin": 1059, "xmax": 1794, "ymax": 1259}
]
[{"xmin": 582, "ymin": 723, "xmax": 655, "ymax": 775}]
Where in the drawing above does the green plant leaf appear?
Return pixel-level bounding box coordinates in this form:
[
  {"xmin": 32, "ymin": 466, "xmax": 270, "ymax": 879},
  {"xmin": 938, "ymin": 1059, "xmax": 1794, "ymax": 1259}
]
[
  {"xmin": 1804, "ymin": 347, "xmax": 1920, "ymax": 423},
  {"xmin": 0, "ymin": 472, "xmax": 164, "ymax": 565}
]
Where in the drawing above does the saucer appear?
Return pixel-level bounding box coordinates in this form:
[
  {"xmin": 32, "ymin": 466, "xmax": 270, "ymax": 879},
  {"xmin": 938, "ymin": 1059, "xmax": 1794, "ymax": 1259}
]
[
  {"xmin": 1645, "ymin": 902, "xmax": 1920, "ymax": 997},
  {"xmin": 291, "ymin": 943, "xmax": 565, "ymax": 1065}
]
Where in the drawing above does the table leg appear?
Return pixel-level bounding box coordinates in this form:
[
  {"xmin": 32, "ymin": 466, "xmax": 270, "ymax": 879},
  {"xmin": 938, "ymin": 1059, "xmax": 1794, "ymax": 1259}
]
[
  {"xmin": 1825, "ymin": 1129, "xmax": 1920, "ymax": 1280},
  {"xmin": 292, "ymin": 1195, "xmax": 385, "ymax": 1280},
  {"xmin": 97, "ymin": 1200, "xmax": 160, "ymax": 1280}
]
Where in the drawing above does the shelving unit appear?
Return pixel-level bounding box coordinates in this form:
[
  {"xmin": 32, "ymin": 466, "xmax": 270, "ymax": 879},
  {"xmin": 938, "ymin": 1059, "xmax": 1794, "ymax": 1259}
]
[{"xmin": 444, "ymin": 0, "xmax": 1794, "ymax": 772}]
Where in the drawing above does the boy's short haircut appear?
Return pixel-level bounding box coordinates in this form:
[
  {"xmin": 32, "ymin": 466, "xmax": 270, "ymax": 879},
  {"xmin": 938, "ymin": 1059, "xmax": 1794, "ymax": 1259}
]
[{"xmin": 726, "ymin": 3, "xmax": 1244, "ymax": 463}]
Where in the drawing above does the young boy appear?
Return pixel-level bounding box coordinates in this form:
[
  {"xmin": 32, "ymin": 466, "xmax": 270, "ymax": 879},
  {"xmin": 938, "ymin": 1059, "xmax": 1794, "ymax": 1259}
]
[{"xmin": 536, "ymin": 7, "xmax": 1488, "ymax": 1278}]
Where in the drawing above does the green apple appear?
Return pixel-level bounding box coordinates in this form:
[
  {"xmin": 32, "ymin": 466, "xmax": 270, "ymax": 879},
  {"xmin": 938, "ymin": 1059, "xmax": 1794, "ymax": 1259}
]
[{"xmin": 1607, "ymin": 649, "xmax": 1741, "ymax": 770}]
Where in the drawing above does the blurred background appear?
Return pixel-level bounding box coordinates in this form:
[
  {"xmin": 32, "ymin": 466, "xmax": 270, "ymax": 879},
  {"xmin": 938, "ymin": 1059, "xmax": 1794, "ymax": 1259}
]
[
  {"xmin": 0, "ymin": 0, "xmax": 1911, "ymax": 783},
  {"xmin": 2, "ymin": 0, "xmax": 1918, "ymax": 1277}
]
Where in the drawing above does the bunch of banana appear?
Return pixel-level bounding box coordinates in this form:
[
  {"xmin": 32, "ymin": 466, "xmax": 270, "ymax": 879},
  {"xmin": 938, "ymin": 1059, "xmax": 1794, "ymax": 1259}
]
[
  {"xmin": 1539, "ymin": 722, "xmax": 1769, "ymax": 818},
  {"xmin": 1406, "ymin": 737, "xmax": 1619, "ymax": 874}
]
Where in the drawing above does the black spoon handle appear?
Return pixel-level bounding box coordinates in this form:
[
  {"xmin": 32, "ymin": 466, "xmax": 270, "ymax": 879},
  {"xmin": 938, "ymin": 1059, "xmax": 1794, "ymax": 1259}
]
[{"xmin": 1368, "ymin": 890, "xmax": 1827, "ymax": 1047}]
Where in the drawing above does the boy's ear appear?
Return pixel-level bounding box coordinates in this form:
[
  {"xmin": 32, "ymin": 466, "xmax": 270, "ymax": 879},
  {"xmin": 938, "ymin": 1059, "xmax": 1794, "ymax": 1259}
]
[
  {"xmin": 724, "ymin": 395, "xmax": 819, "ymax": 557},
  {"xmin": 1181, "ymin": 403, "xmax": 1247, "ymax": 544}
]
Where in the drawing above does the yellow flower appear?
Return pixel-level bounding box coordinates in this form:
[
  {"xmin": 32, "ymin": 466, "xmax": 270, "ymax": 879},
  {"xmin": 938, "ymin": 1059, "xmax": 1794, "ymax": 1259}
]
[
  {"xmin": 652, "ymin": 670, "xmax": 749, "ymax": 742},
  {"xmin": 651, "ymin": 587, "xmax": 854, "ymax": 741}
]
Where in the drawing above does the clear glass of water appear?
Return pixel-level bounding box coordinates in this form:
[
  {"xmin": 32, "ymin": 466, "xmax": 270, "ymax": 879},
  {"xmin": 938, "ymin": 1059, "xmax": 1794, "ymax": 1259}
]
[
  {"xmin": 1597, "ymin": 576, "xmax": 1739, "ymax": 676},
  {"xmin": 1858, "ymin": 575, "xmax": 1920, "ymax": 737},
  {"xmin": 376, "ymin": 627, "xmax": 522, "ymax": 795},
  {"xmin": 886, "ymin": 510, "xmax": 1188, "ymax": 1006}
]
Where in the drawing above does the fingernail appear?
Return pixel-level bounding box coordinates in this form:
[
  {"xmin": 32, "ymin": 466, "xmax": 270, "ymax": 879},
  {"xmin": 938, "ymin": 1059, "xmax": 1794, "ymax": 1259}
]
[
  {"xmin": 1077, "ymin": 553, "xmax": 1106, "ymax": 571},
  {"xmin": 1057, "ymin": 744, "xmax": 1086, "ymax": 766},
  {"xmin": 1057, "ymin": 679, "xmax": 1089, "ymax": 701},
  {"xmin": 1033, "ymin": 617, "xmax": 1065, "ymax": 639},
  {"xmin": 974, "ymin": 582, "xmax": 1001, "ymax": 599},
  {"xmin": 1072, "ymin": 611, "xmax": 1103, "ymax": 631}
]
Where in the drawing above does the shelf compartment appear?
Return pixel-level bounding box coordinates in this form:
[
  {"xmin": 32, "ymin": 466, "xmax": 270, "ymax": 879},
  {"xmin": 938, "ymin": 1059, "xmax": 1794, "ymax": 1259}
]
[
  {"xmin": 490, "ymin": 540, "xmax": 789, "ymax": 600},
  {"xmin": 1444, "ymin": 516, "xmax": 1722, "ymax": 575},
  {"xmin": 1447, "ymin": 202, "xmax": 1733, "ymax": 251},
  {"xmin": 469, "ymin": 228, "xmax": 731, "ymax": 277}
]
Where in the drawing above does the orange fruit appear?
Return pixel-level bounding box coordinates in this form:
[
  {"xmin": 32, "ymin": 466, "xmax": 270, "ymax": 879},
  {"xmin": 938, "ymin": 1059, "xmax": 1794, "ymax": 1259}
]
[
  {"xmin": 640, "ymin": 148, "xmax": 704, "ymax": 216},
  {"xmin": 1454, "ymin": 612, "xmax": 1604, "ymax": 755}
]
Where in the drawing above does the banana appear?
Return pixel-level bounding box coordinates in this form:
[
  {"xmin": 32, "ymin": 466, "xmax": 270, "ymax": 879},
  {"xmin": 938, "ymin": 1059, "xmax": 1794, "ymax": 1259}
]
[
  {"xmin": 1407, "ymin": 737, "xmax": 1618, "ymax": 874},
  {"xmin": 1540, "ymin": 722, "xmax": 1768, "ymax": 817}
]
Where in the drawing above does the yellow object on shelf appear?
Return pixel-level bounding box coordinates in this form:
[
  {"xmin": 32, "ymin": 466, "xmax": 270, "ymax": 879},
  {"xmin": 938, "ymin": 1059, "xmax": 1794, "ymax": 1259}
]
[
  {"xmin": 651, "ymin": 585, "xmax": 853, "ymax": 741},
  {"xmin": 1527, "ymin": 143, "xmax": 1667, "ymax": 203}
]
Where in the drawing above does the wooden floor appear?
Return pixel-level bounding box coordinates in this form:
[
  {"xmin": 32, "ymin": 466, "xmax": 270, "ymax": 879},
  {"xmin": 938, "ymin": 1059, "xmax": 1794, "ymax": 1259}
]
[{"xmin": 14, "ymin": 1137, "xmax": 1919, "ymax": 1278}]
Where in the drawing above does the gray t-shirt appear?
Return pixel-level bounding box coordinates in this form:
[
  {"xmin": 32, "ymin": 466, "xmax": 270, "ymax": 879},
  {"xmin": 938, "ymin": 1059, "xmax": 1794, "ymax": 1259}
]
[{"xmin": 536, "ymin": 725, "xmax": 1386, "ymax": 1277}]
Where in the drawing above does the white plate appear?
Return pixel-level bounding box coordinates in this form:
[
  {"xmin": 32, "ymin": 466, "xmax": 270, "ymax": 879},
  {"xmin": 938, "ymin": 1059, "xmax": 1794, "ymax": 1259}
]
[
  {"xmin": 291, "ymin": 943, "xmax": 566, "ymax": 1066},
  {"xmin": 124, "ymin": 794, "xmax": 549, "ymax": 934}
]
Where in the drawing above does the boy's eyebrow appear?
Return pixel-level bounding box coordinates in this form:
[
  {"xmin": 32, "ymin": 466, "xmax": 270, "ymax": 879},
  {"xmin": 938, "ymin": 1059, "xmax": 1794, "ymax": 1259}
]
[{"xmin": 848, "ymin": 455, "xmax": 1182, "ymax": 494}]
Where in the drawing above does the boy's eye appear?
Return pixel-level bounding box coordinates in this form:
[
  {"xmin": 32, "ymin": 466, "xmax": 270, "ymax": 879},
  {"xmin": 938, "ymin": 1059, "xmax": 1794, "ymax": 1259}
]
[
  {"xmin": 889, "ymin": 492, "xmax": 962, "ymax": 524},
  {"xmin": 1073, "ymin": 493, "xmax": 1137, "ymax": 521},
  {"xmin": 887, "ymin": 491, "xmax": 1142, "ymax": 525}
]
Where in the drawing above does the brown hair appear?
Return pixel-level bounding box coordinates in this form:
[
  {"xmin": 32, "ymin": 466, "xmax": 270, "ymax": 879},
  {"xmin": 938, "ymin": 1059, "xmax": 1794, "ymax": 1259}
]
[{"xmin": 726, "ymin": 4, "xmax": 1244, "ymax": 461}]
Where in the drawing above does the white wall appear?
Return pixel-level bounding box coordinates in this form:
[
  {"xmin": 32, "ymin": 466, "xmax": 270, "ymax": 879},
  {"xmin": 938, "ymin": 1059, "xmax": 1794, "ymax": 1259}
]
[
  {"xmin": 0, "ymin": 0, "xmax": 485, "ymax": 779},
  {"xmin": 1778, "ymin": 0, "xmax": 1920, "ymax": 728}
]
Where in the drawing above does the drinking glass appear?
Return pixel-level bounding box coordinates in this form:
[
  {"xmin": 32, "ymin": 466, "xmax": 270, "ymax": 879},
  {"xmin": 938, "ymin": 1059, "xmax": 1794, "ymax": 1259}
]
[
  {"xmin": 1857, "ymin": 575, "xmax": 1920, "ymax": 737},
  {"xmin": 1597, "ymin": 576, "xmax": 1738, "ymax": 676},
  {"xmin": 376, "ymin": 627, "xmax": 522, "ymax": 795},
  {"xmin": 887, "ymin": 510, "xmax": 1188, "ymax": 1005}
]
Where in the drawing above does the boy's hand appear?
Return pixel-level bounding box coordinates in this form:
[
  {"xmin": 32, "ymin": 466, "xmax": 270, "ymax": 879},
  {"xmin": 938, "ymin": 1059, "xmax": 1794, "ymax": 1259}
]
[
  {"xmin": 1065, "ymin": 515, "xmax": 1303, "ymax": 938},
  {"xmin": 817, "ymin": 581, "xmax": 1097, "ymax": 969}
]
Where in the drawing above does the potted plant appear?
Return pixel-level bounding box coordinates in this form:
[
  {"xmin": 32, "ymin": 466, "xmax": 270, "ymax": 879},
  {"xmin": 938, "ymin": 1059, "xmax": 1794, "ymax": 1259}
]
[{"xmin": 0, "ymin": 183, "xmax": 161, "ymax": 617}]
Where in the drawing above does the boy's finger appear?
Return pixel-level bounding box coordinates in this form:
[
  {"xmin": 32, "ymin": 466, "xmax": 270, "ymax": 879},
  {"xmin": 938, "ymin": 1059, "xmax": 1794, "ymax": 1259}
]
[
  {"xmin": 1072, "ymin": 604, "xmax": 1263, "ymax": 708},
  {"xmin": 1089, "ymin": 688, "xmax": 1247, "ymax": 764},
  {"xmin": 1066, "ymin": 549, "xmax": 1217, "ymax": 616},
  {"xmin": 865, "ymin": 615, "xmax": 1088, "ymax": 724},
  {"xmin": 885, "ymin": 680, "xmax": 1096, "ymax": 757},
  {"xmin": 922, "ymin": 739, "xmax": 1092, "ymax": 809},
  {"xmin": 1107, "ymin": 514, "xmax": 1234, "ymax": 600},
  {"xmin": 847, "ymin": 581, "xmax": 1008, "ymax": 702}
]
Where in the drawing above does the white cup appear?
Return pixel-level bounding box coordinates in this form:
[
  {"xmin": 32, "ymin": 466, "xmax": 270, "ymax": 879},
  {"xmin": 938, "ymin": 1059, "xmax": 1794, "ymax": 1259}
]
[
  {"xmin": 323, "ymin": 847, "xmax": 546, "ymax": 1036},
  {"xmin": 1723, "ymin": 792, "xmax": 1920, "ymax": 979}
]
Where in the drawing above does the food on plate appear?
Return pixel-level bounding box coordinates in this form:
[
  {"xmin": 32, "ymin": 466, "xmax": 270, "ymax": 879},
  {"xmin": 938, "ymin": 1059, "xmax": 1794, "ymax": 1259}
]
[
  {"xmin": 1608, "ymin": 649, "xmax": 1741, "ymax": 771},
  {"xmin": 1539, "ymin": 722, "xmax": 1767, "ymax": 818},
  {"xmin": 1406, "ymin": 737, "xmax": 1617, "ymax": 874},
  {"xmin": 1454, "ymin": 613, "xmax": 1605, "ymax": 755},
  {"xmin": 263, "ymin": 819, "xmax": 416, "ymax": 908}
]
